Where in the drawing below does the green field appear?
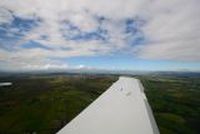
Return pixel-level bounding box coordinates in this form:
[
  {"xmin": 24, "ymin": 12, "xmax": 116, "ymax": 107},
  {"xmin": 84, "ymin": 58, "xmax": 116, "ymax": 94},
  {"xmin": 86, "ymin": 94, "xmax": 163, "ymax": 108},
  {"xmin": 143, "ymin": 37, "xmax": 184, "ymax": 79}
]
[
  {"xmin": 140, "ymin": 75, "xmax": 200, "ymax": 134},
  {"xmin": 0, "ymin": 74, "xmax": 199, "ymax": 134},
  {"xmin": 0, "ymin": 75, "xmax": 117, "ymax": 133}
]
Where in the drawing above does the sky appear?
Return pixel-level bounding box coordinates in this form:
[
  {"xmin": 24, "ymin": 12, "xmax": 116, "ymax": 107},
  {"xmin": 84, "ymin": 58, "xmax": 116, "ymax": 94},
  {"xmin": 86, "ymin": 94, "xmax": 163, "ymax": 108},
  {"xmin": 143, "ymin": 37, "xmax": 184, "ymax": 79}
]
[{"xmin": 0, "ymin": 0, "xmax": 200, "ymax": 72}]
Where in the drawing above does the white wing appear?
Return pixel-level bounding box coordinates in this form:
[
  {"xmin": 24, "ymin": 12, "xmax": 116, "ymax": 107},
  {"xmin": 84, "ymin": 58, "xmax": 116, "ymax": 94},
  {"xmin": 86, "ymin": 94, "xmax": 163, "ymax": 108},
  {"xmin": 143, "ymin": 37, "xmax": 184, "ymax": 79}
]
[{"xmin": 57, "ymin": 76, "xmax": 159, "ymax": 134}]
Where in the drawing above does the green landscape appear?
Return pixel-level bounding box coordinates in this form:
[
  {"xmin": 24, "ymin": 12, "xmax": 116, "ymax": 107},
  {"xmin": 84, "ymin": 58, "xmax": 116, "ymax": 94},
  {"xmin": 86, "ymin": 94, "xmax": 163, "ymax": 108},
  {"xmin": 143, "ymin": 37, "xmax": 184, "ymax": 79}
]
[
  {"xmin": 0, "ymin": 74, "xmax": 199, "ymax": 134},
  {"xmin": 0, "ymin": 74, "xmax": 117, "ymax": 133},
  {"xmin": 140, "ymin": 75, "xmax": 200, "ymax": 134}
]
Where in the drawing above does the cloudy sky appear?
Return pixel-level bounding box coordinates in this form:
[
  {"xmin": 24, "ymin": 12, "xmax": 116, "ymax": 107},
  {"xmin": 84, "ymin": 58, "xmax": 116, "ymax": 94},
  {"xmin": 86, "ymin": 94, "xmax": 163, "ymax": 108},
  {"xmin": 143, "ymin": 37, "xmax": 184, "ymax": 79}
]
[{"xmin": 0, "ymin": 0, "xmax": 200, "ymax": 72}]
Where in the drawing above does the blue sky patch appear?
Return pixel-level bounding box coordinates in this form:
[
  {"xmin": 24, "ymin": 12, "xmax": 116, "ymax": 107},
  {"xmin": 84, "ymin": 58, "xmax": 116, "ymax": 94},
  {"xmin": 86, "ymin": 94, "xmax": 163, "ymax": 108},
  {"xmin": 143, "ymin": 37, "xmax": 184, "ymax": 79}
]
[
  {"xmin": 21, "ymin": 40, "xmax": 52, "ymax": 50},
  {"xmin": 0, "ymin": 15, "xmax": 40, "ymax": 37},
  {"xmin": 125, "ymin": 19, "xmax": 138, "ymax": 34},
  {"xmin": 0, "ymin": 14, "xmax": 40, "ymax": 51},
  {"xmin": 10, "ymin": 16, "xmax": 39, "ymax": 33},
  {"xmin": 124, "ymin": 18, "xmax": 146, "ymax": 46},
  {"xmin": 62, "ymin": 21, "xmax": 109, "ymax": 42}
]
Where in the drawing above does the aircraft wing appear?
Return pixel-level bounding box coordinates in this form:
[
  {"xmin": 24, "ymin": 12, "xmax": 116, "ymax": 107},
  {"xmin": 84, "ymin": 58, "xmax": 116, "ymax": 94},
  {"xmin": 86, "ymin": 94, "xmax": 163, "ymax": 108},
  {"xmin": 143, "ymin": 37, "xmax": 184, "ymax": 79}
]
[{"xmin": 57, "ymin": 76, "xmax": 159, "ymax": 134}]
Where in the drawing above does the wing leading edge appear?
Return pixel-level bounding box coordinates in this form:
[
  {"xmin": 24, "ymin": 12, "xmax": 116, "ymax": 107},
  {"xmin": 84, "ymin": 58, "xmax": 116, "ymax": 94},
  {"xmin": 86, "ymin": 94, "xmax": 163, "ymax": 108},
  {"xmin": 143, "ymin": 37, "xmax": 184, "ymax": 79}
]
[{"xmin": 57, "ymin": 76, "xmax": 159, "ymax": 134}]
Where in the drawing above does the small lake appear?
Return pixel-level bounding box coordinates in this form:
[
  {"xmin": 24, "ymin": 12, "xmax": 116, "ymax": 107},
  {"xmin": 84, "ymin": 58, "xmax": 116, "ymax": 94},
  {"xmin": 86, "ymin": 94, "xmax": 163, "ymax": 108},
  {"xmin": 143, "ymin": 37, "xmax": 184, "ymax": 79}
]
[{"xmin": 0, "ymin": 82, "xmax": 12, "ymax": 87}]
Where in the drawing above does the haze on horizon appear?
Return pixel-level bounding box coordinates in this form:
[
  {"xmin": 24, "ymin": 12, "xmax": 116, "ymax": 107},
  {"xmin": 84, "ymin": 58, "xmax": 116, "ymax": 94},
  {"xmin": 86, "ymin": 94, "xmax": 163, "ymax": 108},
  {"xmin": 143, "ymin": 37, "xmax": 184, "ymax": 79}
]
[{"xmin": 0, "ymin": 0, "xmax": 200, "ymax": 72}]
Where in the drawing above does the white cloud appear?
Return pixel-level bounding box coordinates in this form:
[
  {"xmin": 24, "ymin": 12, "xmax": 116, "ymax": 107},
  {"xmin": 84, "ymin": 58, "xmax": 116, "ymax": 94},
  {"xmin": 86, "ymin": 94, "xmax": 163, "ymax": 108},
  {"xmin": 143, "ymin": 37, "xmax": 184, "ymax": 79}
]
[
  {"xmin": 24, "ymin": 63, "xmax": 69, "ymax": 70},
  {"xmin": 138, "ymin": 0, "xmax": 200, "ymax": 61},
  {"xmin": 0, "ymin": 0, "xmax": 199, "ymax": 71},
  {"xmin": 0, "ymin": 8, "xmax": 14, "ymax": 24}
]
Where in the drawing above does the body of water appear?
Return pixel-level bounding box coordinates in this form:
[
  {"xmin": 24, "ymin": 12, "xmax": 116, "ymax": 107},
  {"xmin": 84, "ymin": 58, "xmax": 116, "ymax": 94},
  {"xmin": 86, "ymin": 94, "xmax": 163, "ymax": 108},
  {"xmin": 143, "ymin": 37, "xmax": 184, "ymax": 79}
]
[{"xmin": 0, "ymin": 82, "xmax": 12, "ymax": 87}]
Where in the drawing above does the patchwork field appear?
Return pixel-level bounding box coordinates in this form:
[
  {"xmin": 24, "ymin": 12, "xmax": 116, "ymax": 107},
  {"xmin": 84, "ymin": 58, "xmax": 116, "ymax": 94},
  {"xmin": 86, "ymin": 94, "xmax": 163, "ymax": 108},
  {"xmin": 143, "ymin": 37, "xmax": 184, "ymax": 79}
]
[
  {"xmin": 140, "ymin": 75, "xmax": 200, "ymax": 134},
  {"xmin": 0, "ymin": 75, "xmax": 117, "ymax": 133},
  {"xmin": 0, "ymin": 74, "xmax": 199, "ymax": 134}
]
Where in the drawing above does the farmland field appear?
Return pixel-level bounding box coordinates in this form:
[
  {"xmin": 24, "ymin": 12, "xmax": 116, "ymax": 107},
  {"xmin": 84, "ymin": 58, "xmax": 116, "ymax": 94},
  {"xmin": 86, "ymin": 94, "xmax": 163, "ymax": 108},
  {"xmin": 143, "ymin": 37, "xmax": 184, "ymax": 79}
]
[
  {"xmin": 0, "ymin": 74, "xmax": 117, "ymax": 133},
  {"xmin": 140, "ymin": 75, "xmax": 200, "ymax": 134},
  {"xmin": 0, "ymin": 73, "xmax": 199, "ymax": 134}
]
